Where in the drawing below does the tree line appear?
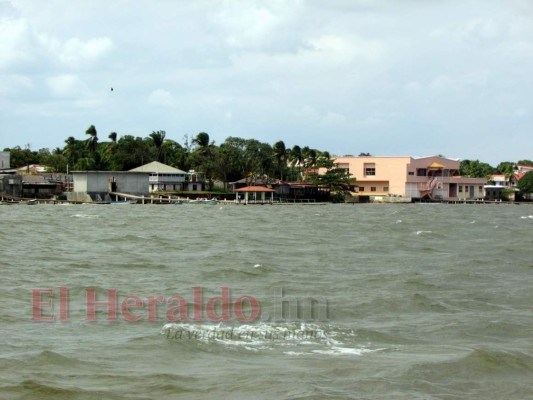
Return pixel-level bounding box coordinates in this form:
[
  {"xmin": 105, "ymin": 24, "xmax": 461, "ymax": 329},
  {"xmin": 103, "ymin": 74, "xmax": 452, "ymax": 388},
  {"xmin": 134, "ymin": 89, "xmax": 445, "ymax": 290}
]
[
  {"xmin": 4, "ymin": 126, "xmax": 347, "ymax": 189},
  {"xmin": 4, "ymin": 126, "xmax": 531, "ymax": 189}
]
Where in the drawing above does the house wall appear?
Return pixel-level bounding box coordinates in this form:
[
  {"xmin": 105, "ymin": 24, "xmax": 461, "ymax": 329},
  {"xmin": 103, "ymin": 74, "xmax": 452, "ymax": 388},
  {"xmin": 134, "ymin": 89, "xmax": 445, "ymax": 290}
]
[
  {"xmin": 333, "ymin": 156, "xmax": 412, "ymax": 196},
  {"xmin": 71, "ymin": 171, "xmax": 149, "ymax": 201}
]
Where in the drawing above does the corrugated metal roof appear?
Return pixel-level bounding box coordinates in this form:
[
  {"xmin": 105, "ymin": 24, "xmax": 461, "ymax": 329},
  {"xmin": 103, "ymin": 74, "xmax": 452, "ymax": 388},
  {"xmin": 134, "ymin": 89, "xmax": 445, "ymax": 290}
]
[{"xmin": 129, "ymin": 161, "xmax": 187, "ymax": 174}]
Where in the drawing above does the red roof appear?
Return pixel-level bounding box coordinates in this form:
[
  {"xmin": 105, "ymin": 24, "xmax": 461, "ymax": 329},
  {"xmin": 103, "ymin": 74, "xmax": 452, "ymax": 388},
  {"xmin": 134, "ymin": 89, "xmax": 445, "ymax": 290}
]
[{"xmin": 234, "ymin": 185, "xmax": 275, "ymax": 192}]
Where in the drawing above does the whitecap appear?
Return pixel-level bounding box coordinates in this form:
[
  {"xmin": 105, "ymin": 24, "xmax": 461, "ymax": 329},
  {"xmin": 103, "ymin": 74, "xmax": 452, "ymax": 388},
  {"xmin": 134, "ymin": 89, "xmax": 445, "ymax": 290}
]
[
  {"xmin": 395, "ymin": 220, "xmax": 402, "ymax": 224},
  {"xmin": 312, "ymin": 346, "xmax": 374, "ymax": 356},
  {"xmin": 70, "ymin": 214, "xmax": 99, "ymax": 219},
  {"xmin": 415, "ymin": 230, "xmax": 432, "ymax": 235},
  {"xmin": 161, "ymin": 322, "xmax": 378, "ymax": 357}
]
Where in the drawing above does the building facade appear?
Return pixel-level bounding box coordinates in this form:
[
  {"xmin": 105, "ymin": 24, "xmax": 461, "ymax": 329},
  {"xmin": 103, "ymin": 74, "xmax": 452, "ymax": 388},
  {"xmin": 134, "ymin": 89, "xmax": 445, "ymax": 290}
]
[
  {"xmin": 69, "ymin": 171, "xmax": 149, "ymax": 202},
  {"xmin": 332, "ymin": 155, "xmax": 487, "ymax": 201},
  {"xmin": 129, "ymin": 161, "xmax": 205, "ymax": 192}
]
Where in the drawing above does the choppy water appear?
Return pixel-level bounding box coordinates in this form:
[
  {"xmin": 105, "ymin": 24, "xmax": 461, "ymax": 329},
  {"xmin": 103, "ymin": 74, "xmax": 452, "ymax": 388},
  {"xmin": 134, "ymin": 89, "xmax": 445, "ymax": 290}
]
[{"xmin": 1, "ymin": 203, "xmax": 532, "ymax": 399}]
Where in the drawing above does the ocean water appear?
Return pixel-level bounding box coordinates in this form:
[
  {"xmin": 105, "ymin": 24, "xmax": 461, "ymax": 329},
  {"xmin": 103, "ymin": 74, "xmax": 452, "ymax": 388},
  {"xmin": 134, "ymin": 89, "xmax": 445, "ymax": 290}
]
[{"xmin": 0, "ymin": 203, "xmax": 532, "ymax": 399}]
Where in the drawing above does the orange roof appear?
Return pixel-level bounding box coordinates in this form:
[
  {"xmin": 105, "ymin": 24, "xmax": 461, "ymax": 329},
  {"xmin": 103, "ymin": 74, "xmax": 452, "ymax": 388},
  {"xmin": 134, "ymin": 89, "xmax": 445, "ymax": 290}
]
[{"xmin": 235, "ymin": 186, "xmax": 275, "ymax": 192}]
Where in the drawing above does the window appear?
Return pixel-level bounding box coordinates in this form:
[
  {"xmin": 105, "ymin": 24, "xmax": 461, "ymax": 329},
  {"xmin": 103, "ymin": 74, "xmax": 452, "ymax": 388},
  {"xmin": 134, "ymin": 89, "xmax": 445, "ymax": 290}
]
[
  {"xmin": 337, "ymin": 163, "xmax": 350, "ymax": 171},
  {"xmin": 359, "ymin": 187, "xmax": 365, "ymax": 192},
  {"xmin": 459, "ymin": 186, "xmax": 463, "ymax": 192},
  {"xmin": 478, "ymin": 186, "xmax": 483, "ymax": 192},
  {"xmin": 408, "ymin": 171, "xmax": 414, "ymax": 176},
  {"xmin": 371, "ymin": 187, "xmax": 377, "ymax": 192},
  {"xmin": 193, "ymin": 184, "xmax": 197, "ymax": 191},
  {"xmin": 364, "ymin": 163, "xmax": 376, "ymax": 176},
  {"xmin": 383, "ymin": 186, "xmax": 389, "ymax": 192}
]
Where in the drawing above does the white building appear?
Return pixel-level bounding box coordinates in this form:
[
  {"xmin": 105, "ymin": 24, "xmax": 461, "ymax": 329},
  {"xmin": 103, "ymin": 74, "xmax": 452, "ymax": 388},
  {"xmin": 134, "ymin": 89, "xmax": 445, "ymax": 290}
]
[
  {"xmin": 69, "ymin": 171, "xmax": 149, "ymax": 202},
  {"xmin": 129, "ymin": 161, "xmax": 205, "ymax": 192}
]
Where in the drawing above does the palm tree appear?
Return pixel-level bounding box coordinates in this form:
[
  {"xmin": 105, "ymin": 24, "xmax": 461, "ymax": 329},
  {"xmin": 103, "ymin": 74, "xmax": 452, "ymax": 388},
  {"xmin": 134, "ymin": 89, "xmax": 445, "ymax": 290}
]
[
  {"xmin": 85, "ymin": 125, "xmax": 98, "ymax": 152},
  {"xmin": 192, "ymin": 132, "xmax": 210, "ymax": 149},
  {"xmin": 108, "ymin": 132, "xmax": 117, "ymax": 143},
  {"xmin": 191, "ymin": 132, "xmax": 215, "ymax": 189},
  {"xmin": 149, "ymin": 130, "xmax": 166, "ymax": 162},
  {"xmin": 273, "ymin": 140, "xmax": 286, "ymax": 180},
  {"xmin": 290, "ymin": 145, "xmax": 303, "ymax": 180},
  {"xmin": 64, "ymin": 136, "xmax": 81, "ymax": 167}
]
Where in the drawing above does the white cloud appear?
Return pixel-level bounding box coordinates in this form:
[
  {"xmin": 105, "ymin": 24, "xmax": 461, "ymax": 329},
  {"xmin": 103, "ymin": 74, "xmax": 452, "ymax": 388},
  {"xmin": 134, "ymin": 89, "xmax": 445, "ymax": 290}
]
[
  {"xmin": 0, "ymin": 17, "xmax": 37, "ymax": 70},
  {"xmin": 321, "ymin": 111, "xmax": 347, "ymax": 126},
  {"xmin": 147, "ymin": 89, "xmax": 178, "ymax": 108},
  {"xmin": 59, "ymin": 37, "xmax": 113, "ymax": 68},
  {"xmin": 45, "ymin": 74, "xmax": 89, "ymax": 97}
]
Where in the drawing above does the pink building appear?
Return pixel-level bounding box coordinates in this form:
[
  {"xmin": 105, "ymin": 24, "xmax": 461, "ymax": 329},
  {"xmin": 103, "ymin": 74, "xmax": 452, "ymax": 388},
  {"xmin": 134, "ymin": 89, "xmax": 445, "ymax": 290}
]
[{"xmin": 332, "ymin": 155, "xmax": 487, "ymax": 201}]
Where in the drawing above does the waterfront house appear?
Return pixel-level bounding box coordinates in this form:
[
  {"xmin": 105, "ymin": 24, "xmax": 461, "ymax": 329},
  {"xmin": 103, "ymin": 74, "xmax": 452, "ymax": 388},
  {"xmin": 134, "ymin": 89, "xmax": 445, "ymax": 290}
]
[
  {"xmin": 331, "ymin": 155, "xmax": 487, "ymax": 202},
  {"xmin": 129, "ymin": 161, "xmax": 205, "ymax": 192}
]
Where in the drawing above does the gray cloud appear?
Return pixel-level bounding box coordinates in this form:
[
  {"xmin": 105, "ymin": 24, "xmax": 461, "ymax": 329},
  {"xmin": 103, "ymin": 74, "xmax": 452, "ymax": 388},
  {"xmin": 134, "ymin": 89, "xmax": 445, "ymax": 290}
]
[{"xmin": 0, "ymin": 0, "xmax": 531, "ymax": 164}]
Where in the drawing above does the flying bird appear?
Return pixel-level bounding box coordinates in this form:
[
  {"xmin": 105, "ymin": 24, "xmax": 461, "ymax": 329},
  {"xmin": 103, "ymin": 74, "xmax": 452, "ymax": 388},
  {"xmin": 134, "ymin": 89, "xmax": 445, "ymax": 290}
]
[{"xmin": 111, "ymin": 87, "xmax": 114, "ymax": 91}]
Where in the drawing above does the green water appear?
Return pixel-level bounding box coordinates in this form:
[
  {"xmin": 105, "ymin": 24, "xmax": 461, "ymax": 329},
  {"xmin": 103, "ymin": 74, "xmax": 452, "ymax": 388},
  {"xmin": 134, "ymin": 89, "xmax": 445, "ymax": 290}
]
[{"xmin": 0, "ymin": 203, "xmax": 532, "ymax": 399}]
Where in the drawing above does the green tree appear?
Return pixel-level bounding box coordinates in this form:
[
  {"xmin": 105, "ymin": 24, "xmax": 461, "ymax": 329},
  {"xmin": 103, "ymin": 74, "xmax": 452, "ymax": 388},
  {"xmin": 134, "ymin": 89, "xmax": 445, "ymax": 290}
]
[
  {"xmin": 108, "ymin": 135, "xmax": 152, "ymax": 170},
  {"xmin": 307, "ymin": 159, "xmax": 355, "ymax": 202},
  {"xmin": 460, "ymin": 160, "xmax": 495, "ymax": 178},
  {"xmin": 149, "ymin": 130, "xmax": 166, "ymax": 162},
  {"xmin": 3, "ymin": 145, "xmax": 39, "ymax": 168},
  {"xmin": 273, "ymin": 140, "xmax": 287, "ymax": 180},
  {"xmin": 289, "ymin": 145, "xmax": 303, "ymax": 180},
  {"xmin": 190, "ymin": 132, "xmax": 216, "ymax": 189},
  {"xmin": 517, "ymin": 160, "xmax": 533, "ymax": 167},
  {"xmin": 85, "ymin": 125, "xmax": 99, "ymax": 152},
  {"xmin": 517, "ymin": 171, "xmax": 533, "ymax": 197},
  {"xmin": 162, "ymin": 140, "xmax": 189, "ymax": 171}
]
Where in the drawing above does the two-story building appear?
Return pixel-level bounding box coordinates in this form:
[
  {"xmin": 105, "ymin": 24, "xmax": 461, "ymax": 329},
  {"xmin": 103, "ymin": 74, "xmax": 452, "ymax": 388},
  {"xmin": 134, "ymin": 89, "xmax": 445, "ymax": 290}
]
[
  {"xmin": 129, "ymin": 161, "xmax": 205, "ymax": 192},
  {"xmin": 332, "ymin": 155, "xmax": 487, "ymax": 201}
]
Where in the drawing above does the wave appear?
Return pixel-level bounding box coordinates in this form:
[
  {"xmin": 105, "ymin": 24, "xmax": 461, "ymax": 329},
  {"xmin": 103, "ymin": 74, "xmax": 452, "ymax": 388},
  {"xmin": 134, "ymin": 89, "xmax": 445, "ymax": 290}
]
[
  {"xmin": 405, "ymin": 348, "xmax": 533, "ymax": 383},
  {"xmin": 69, "ymin": 214, "xmax": 100, "ymax": 219},
  {"xmin": 161, "ymin": 322, "xmax": 381, "ymax": 356},
  {"xmin": 2, "ymin": 379, "xmax": 127, "ymax": 400}
]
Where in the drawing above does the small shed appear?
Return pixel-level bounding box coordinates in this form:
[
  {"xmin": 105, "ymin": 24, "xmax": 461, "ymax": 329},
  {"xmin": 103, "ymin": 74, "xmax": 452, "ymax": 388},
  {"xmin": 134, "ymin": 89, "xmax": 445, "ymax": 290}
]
[{"xmin": 234, "ymin": 186, "xmax": 275, "ymax": 204}]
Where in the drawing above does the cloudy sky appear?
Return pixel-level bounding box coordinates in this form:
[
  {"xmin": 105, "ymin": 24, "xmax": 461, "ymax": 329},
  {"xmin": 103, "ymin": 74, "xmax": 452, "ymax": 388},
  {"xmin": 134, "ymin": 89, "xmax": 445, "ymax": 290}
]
[{"xmin": 1, "ymin": 0, "xmax": 532, "ymax": 165}]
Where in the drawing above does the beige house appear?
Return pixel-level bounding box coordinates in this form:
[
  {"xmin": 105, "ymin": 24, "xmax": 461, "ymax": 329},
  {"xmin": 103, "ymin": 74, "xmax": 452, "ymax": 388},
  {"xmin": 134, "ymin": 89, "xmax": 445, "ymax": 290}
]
[
  {"xmin": 130, "ymin": 161, "xmax": 204, "ymax": 192},
  {"xmin": 332, "ymin": 155, "xmax": 487, "ymax": 201}
]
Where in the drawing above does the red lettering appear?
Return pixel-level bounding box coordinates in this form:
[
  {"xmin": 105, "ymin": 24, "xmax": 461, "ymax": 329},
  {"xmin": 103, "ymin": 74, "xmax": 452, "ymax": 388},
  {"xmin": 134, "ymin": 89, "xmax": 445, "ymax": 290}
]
[
  {"xmin": 86, "ymin": 289, "xmax": 117, "ymax": 321},
  {"xmin": 121, "ymin": 295, "xmax": 144, "ymax": 322},
  {"xmin": 206, "ymin": 287, "xmax": 231, "ymax": 322},
  {"xmin": 234, "ymin": 295, "xmax": 260, "ymax": 322},
  {"xmin": 147, "ymin": 295, "xmax": 165, "ymax": 321},
  {"xmin": 31, "ymin": 288, "xmax": 54, "ymax": 321},
  {"xmin": 166, "ymin": 295, "xmax": 188, "ymax": 321}
]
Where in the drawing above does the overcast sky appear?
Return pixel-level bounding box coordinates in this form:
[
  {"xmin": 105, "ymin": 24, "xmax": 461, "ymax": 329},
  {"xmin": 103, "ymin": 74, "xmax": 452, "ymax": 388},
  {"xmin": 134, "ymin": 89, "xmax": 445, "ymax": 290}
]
[{"xmin": 1, "ymin": 0, "xmax": 532, "ymax": 165}]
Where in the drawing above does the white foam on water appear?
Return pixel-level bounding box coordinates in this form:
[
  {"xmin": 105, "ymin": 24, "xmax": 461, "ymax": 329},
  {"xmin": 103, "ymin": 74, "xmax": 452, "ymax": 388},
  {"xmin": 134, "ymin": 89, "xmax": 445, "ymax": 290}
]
[
  {"xmin": 396, "ymin": 220, "xmax": 402, "ymax": 224},
  {"xmin": 161, "ymin": 322, "xmax": 376, "ymax": 356},
  {"xmin": 70, "ymin": 214, "xmax": 100, "ymax": 219},
  {"xmin": 312, "ymin": 346, "xmax": 374, "ymax": 356},
  {"xmin": 415, "ymin": 230, "xmax": 433, "ymax": 235}
]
